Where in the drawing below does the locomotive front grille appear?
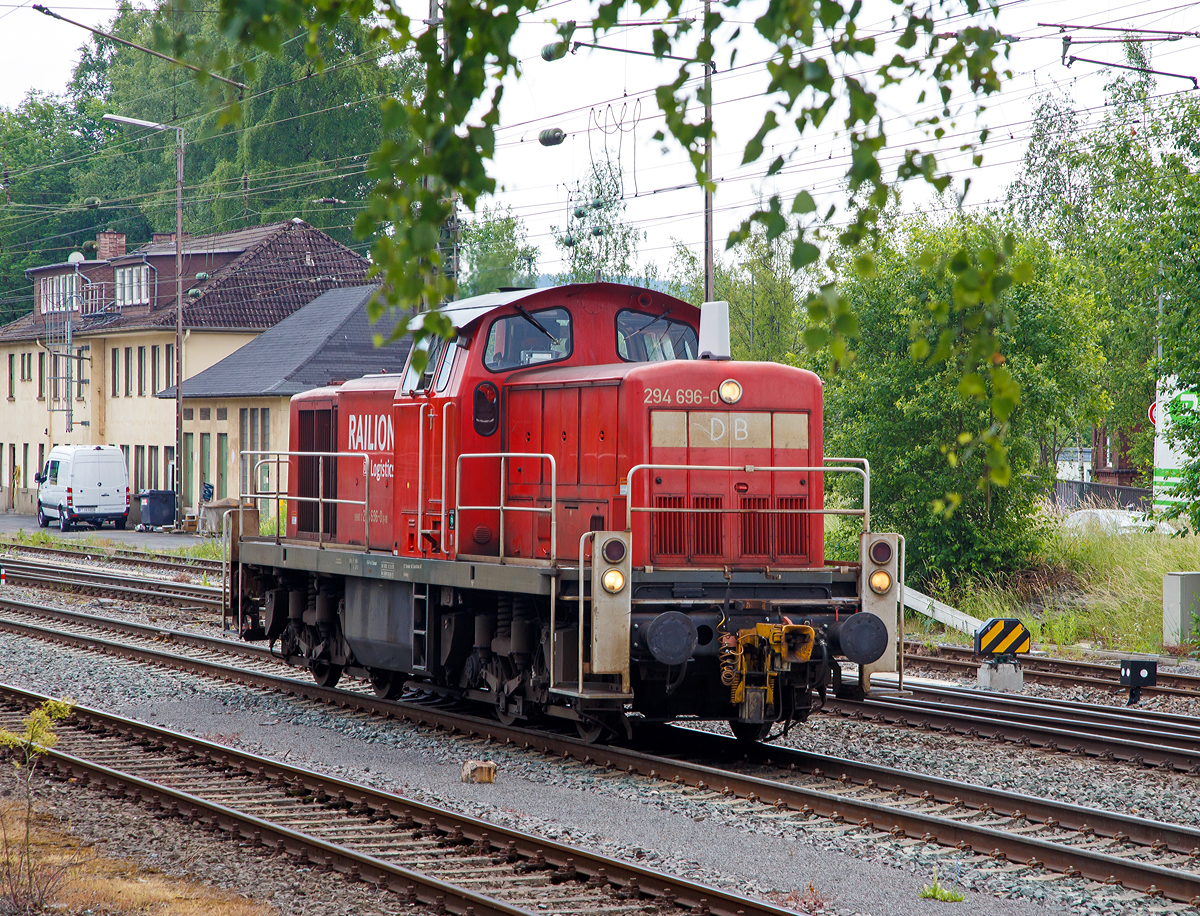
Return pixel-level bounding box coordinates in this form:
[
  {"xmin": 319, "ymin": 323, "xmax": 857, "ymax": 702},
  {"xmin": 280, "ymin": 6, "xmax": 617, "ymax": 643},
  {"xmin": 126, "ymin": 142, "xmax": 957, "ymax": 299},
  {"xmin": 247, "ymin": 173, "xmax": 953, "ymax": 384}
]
[
  {"xmin": 740, "ymin": 496, "xmax": 771, "ymax": 555},
  {"xmin": 653, "ymin": 495, "xmax": 686, "ymax": 555},
  {"xmin": 692, "ymin": 496, "xmax": 723, "ymax": 555},
  {"xmin": 776, "ymin": 496, "xmax": 809, "ymax": 556}
]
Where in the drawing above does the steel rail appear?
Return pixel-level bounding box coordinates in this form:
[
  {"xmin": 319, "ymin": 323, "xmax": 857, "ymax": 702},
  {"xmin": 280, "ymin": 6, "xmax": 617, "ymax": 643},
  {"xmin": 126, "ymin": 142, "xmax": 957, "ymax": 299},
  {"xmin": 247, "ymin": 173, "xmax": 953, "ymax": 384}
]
[
  {"xmin": 0, "ymin": 557, "xmax": 221, "ymax": 609},
  {"xmin": 905, "ymin": 642, "xmax": 1200, "ymax": 698},
  {"xmin": 656, "ymin": 726, "xmax": 1200, "ymax": 857},
  {"xmin": 822, "ymin": 696, "xmax": 1200, "ymax": 773},
  {"xmin": 0, "ymin": 541, "xmax": 222, "ymax": 576},
  {"xmin": 1, "ymin": 603, "xmax": 1199, "ymax": 903},
  {"xmin": 0, "ymin": 681, "xmax": 797, "ymax": 916}
]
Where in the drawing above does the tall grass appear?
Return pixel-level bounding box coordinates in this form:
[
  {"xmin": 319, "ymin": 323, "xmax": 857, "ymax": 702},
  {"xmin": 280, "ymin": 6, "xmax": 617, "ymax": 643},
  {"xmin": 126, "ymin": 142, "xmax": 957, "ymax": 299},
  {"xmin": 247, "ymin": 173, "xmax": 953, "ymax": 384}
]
[{"xmin": 944, "ymin": 514, "xmax": 1200, "ymax": 654}]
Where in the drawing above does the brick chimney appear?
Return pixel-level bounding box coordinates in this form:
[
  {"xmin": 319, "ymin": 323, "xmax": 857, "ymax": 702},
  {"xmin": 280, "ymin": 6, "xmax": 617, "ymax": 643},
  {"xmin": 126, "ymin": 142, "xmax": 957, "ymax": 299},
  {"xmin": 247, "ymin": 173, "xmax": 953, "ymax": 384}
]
[
  {"xmin": 96, "ymin": 231, "xmax": 126, "ymax": 260},
  {"xmin": 152, "ymin": 232, "xmax": 175, "ymax": 245}
]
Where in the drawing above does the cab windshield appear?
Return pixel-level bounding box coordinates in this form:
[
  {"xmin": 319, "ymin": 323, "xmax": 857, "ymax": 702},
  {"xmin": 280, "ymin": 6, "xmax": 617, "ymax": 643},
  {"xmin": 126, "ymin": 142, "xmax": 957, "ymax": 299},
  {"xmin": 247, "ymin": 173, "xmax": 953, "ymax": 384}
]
[
  {"xmin": 616, "ymin": 309, "xmax": 699, "ymax": 362},
  {"xmin": 484, "ymin": 307, "xmax": 572, "ymax": 371},
  {"xmin": 401, "ymin": 335, "xmax": 447, "ymax": 392}
]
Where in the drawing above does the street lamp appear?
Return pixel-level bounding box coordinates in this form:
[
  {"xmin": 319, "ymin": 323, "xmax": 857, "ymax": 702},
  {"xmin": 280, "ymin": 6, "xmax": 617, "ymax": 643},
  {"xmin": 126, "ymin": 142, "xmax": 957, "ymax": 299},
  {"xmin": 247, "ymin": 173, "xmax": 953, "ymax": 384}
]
[{"xmin": 102, "ymin": 113, "xmax": 185, "ymax": 528}]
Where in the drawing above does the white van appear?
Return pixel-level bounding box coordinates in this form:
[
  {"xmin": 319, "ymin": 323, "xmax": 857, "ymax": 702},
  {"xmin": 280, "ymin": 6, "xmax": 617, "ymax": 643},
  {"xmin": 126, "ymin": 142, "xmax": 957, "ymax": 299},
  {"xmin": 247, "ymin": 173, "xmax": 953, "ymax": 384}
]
[{"xmin": 34, "ymin": 445, "xmax": 130, "ymax": 532}]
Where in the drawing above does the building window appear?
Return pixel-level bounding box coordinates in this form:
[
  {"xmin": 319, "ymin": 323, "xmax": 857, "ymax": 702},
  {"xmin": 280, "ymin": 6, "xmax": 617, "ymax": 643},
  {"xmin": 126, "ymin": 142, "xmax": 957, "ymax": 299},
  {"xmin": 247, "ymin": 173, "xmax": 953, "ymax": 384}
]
[
  {"xmin": 6, "ymin": 353, "xmax": 12, "ymax": 400},
  {"xmin": 39, "ymin": 273, "xmax": 80, "ymax": 314},
  {"xmin": 21, "ymin": 443, "xmax": 28, "ymax": 488},
  {"xmin": 115, "ymin": 265, "xmax": 150, "ymax": 307},
  {"xmin": 151, "ymin": 346, "xmax": 160, "ymax": 395},
  {"xmin": 51, "ymin": 354, "xmax": 59, "ymax": 402},
  {"xmin": 137, "ymin": 346, "xmax": 146, "ymax": 396},
  {"xmin": 217, "ymin": 433, "xmax": 228, "ymax": 500},
  {"xmin": 110, "ymin": 349, "xmax": 118, "ymax": 397},
  {"xmin": 183, "ymin": 407, "xmax": 193, "ymax": 421},
  {"xmin": 134, "ymin": 445, "xmax": 145, "ymax": 493},
  {"xmin": 37, "ymin": 352, "xmax": 44, "ymax": 400},
  {"xmin": 75, "ymin": 348, "xmax": 85, "ymax": 399},
  {"xmin": 164, "ymin": 445, "xmax": 175, "ymax": 492},
  {"xmin": 199, "ymin": 407, "xmax": 210, "ymax": 421},
  {"xmin": 120, "ymin": 444, "xmax": 129, "ymax": 480},
  {"xmin": 216, "ymin": 407, "xmax": 227, "ymax": 421},
  {"xmin": 37, "ymin": 444, "xmax": 44, "ymax": 483},
  {"xmin": 148, "ymin": 446, "xmax": 159, "ymax": 490},
  {"xmin": 124, "ymin": 347, "xmax": 132, "ymax": 397},
  {"xmin": 166, "ymin": 344, "xmax": 175, "ymax": 389}
]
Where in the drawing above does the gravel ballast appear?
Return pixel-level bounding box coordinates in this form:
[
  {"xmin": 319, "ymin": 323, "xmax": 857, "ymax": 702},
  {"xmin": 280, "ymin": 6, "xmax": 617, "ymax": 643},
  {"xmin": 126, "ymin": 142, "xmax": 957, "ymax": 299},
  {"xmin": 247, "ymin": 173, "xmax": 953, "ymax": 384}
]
[{"xmin": 4, "ymin": 630, "xmax": 1158, "ymax": 916}]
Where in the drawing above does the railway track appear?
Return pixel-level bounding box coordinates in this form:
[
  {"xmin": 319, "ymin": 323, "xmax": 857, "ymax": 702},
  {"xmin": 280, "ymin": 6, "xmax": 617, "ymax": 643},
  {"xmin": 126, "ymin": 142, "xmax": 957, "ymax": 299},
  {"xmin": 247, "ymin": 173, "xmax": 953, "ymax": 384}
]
[
  {"xmin": 822, "ymin": 681, "xmax": 1200, "ymax": 773},
  {"xmin": 0, "ymin": 682, "xmax": 787, "ymax": 916},
  {"xmin": 0, "ymin": 556, "xmax": 221, "ymax": 610},
  {"xmin": 3, "ymin": 596, "xmax": 1200, "ymax": 905},
  {"xmin": 905, "ymin": 641, "xmax": 1200, "ymax": 699},
  {"xmin": 0, "ymin": 539, "xmax": 223, "ymax": 577}
]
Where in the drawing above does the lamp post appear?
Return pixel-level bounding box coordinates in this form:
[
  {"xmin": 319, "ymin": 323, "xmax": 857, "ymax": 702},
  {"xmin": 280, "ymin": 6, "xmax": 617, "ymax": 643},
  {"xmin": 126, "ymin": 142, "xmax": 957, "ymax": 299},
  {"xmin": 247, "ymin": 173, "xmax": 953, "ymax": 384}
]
[{"xmin": 102, "ymin": 113, "xmax": 184, "ymax": 527}]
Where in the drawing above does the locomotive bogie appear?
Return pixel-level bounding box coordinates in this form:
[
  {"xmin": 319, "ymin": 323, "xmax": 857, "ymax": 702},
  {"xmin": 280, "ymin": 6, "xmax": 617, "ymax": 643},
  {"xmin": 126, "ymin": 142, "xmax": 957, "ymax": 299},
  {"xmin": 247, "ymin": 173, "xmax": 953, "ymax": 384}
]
[{"xmin": 232, "ymin": 283, "xmax": 903, "ymax": 741}]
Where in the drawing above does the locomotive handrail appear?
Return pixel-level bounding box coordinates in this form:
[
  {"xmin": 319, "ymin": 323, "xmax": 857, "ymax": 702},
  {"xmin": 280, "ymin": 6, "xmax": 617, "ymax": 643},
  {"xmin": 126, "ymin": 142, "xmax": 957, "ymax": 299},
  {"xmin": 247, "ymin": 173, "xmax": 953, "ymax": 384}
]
[
  {"xmin": 455, "ymin": 452, "xmax": 557, "ymax": 566},
  {"xmin": 624, "ymin": 459, "xmax": 870, "ymax": 532},
  {"xmin": 242, "ymin": 450, "xmax": 371, "ymax": 548}
]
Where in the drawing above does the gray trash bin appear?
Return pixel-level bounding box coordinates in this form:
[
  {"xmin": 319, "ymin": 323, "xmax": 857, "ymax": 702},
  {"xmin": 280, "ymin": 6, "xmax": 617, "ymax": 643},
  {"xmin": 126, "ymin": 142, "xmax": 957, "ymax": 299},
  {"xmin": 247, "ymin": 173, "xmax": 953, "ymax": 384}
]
[{"xmin": 139, "ymin": 490, "xmax": 176, "ymax": 527}]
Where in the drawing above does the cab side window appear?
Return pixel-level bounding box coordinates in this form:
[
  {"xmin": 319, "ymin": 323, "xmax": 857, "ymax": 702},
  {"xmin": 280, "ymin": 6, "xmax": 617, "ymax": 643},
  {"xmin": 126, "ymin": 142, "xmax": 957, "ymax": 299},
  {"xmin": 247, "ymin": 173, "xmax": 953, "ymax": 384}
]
[
  {"xmin": 47, "ymin": 460, "xmax": 59, "ymax": 485},
  {"xmin": 616, "ymin": 309, "xmax": 699, "ymax": 362},
  {"xmin": 484, "ymin": 308, "xmax": 572, "ymax": 372}
]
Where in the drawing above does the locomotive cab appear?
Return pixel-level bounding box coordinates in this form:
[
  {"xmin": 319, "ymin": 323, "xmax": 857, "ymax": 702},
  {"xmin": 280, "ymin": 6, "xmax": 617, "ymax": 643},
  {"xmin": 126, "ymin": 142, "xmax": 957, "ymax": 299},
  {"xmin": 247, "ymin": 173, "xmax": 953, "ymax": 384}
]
[{"xmin": 232, "ymin": 283, "xmax": 903, "ymax": 743}]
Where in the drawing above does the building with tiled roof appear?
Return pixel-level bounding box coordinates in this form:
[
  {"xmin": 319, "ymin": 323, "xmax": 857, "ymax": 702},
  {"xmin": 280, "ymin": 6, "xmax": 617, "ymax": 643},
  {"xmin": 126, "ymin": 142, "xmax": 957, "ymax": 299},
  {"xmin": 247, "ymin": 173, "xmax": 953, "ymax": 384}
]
[
  {"xmin": 1, "ymin": 220, "xmax": 370, "ymax": 515},
  {"xmin": 151, "ymin": 286, "xmax": 409, "ymax": 509}
]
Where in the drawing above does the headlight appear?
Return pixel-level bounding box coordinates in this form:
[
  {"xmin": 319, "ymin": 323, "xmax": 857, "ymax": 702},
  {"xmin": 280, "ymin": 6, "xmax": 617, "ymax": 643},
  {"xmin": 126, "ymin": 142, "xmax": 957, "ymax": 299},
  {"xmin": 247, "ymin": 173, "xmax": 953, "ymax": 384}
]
[
  {"xmin": 602, "ymin": 538, "xmax": 626, "ymax": 563},
  {"xmin": 869, "ymin": 569, "xmax": 892, "ymax": 595},
  {"xmin": 718, "ymin": 379, "xmax": 742, "ymax": 404},
  {"xmin": 601, "ymin": 568, "xmax": 626, "ymax": 594},
  {"xmin": 869, "ymin": 540, "xmax": 893, "ymax": 565}
]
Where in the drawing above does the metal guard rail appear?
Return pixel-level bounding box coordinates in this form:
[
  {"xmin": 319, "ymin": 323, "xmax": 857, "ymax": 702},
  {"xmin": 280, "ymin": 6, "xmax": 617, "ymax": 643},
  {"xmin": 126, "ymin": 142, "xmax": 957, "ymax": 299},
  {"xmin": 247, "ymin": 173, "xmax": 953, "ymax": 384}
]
[
  {"xmin": 455, "ymin": 452, "xmax": 557, "ymax": 565},
  {"xmin": 624, "ymin": 457, "xmax": 871, "ymax": 532},
  {"xmin": 240, "ymin": 450, "xmax": 372, "ymax": 548}
]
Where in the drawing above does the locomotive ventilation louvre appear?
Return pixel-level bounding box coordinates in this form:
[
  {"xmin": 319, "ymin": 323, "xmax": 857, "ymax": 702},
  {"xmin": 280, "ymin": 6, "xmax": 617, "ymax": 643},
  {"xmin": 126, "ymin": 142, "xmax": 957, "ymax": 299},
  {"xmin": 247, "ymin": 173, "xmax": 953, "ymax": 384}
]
[{"xmin": 654, "ymin": 495, "xmax": 808, "ymax": 560}]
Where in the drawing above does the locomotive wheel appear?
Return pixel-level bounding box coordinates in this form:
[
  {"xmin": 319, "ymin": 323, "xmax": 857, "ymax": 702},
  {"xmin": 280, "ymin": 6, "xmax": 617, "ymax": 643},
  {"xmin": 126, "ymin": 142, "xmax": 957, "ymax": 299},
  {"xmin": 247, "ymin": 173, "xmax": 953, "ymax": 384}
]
[
  {"xmin": 369, "ymin": 670, "xmax": 402, "ymax": 699},
  {"xmin": 495, "ymin": 708, "xmax": 519, "ymax": 727},
  {"xmin": 312, "ymin": 662, "xmax": 343, "ymax": 688},
  {"xmin": 575, "ymin": 717, "xmax": 605, "ymax": 744},
  {"xmin": 729, "ymin": 720, "xmax": 772, "ymax": 743}
]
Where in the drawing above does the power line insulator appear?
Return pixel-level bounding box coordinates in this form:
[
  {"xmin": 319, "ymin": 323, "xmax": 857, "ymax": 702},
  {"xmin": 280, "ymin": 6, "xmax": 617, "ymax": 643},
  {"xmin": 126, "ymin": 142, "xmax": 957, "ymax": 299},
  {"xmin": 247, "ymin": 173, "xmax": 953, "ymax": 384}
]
[
  {"xmin": 574, "ymin": 206, "xmax": 588, "ymax": 218},
  {"xmin": 84, "ymin": 197, "xmax": 102, "ymax": 209},
  {"xmin": 541, "ymin": 41, "xmax": 569, "ymax": 62},
  {"xmin": 561, "ymin": 234, "xmax": 576, "ymax": 248},
  {"xmin": 591, "ymin": 226, "xmax": 605, "ymax": 237},
  {"xmin": 539, "ymin": 128, "xmax": 566, "ymax": 147}
]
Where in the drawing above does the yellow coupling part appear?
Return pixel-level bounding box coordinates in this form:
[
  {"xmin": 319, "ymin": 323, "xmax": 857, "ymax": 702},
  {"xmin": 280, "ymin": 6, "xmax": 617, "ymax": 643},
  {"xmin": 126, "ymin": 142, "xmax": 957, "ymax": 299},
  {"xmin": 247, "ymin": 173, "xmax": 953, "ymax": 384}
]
[{"xmin": 725, "ymin": 623, "xmax": 815, "ymax": 704}]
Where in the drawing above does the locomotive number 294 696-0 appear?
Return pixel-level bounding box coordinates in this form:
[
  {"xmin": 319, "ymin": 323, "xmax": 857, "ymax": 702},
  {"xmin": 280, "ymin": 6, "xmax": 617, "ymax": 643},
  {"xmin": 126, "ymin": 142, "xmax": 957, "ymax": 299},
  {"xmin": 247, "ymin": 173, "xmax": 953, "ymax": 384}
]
[{"xmin": 644, "ymin": 387, "xmax": 719, "ymax": 405}]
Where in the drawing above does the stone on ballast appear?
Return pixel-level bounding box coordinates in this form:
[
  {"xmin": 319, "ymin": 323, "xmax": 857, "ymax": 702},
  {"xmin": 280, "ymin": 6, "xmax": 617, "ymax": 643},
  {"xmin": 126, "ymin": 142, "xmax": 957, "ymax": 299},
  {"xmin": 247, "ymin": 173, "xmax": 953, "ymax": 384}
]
[{"xmin": 461, "ymin": 759, "xmax": 497, "ymax": 783}]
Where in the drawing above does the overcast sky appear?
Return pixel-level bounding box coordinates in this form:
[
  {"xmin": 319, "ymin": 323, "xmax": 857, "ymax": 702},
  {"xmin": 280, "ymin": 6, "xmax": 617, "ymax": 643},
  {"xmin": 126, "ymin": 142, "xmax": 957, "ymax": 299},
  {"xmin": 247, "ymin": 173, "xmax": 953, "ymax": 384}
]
[{"xmin": 3, "ymin": 0, "xmax": 1199, "ymax": 276}]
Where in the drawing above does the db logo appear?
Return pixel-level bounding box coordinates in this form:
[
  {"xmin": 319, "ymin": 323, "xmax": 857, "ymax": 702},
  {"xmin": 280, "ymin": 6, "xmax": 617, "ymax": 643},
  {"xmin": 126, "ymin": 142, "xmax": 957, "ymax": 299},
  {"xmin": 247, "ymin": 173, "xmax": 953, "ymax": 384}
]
[{"xmin": 1149, "ymin": 401, "xmax": 1158, "ymax": 426}]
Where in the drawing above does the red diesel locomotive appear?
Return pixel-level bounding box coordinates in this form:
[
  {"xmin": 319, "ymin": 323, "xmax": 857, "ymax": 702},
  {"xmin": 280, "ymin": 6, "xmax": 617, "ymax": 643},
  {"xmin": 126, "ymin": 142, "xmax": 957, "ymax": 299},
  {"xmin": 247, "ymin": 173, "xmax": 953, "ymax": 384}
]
[{"xmin": 233, "ymin": 282, "xmax": 903, "ymax": 742}]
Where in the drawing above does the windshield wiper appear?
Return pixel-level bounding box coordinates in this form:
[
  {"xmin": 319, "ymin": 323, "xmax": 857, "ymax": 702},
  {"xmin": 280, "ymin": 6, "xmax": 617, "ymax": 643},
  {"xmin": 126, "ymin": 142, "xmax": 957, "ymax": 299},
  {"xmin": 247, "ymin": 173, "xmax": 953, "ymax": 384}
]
[
  {"xmin": 628, "ymin": 306, "xmax": 672, "ymax": 335},
  {"xmin": 515, "ymin": 304, "xmax": 560, "ymax": 344}
]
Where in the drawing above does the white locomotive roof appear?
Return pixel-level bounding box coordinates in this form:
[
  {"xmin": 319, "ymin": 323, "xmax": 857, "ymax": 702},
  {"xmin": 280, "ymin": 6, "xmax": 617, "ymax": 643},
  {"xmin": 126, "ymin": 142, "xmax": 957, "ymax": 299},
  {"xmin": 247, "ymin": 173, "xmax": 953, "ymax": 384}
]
[{"xmin": 407, "ymin": 288, "xmax": 546, "ymax": 334}]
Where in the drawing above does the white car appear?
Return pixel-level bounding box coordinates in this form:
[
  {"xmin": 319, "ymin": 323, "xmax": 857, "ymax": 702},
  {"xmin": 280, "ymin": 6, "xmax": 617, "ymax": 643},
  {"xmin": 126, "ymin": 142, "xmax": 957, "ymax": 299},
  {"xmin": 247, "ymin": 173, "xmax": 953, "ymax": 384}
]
[{"xmin": 35, "ymin": 445, "xmax": 130, "ymax": 532}]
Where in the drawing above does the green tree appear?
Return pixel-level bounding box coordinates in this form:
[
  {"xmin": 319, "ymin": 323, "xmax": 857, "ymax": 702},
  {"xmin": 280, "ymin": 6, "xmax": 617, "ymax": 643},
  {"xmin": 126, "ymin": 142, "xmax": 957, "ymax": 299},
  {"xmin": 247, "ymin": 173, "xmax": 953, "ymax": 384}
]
[
  {"xmin": 552, "ymin": 159, "xmax": 644, "ymax": 284},
  {"xmin": 458, "ymin": 203, "xmax": 538, "ymax": 297},
  {"xmin": 825, "ymin": 215, "xmax": 1107, "ymax": 580},
  {"xmin": 665, "ymin": 229, "xmax": 811, "ymax": 364},
  {"xmin": 68, "ymin": 5, "xmax": 419, "ymax": 249},
  {"xmin": 0, "ymin": 94, "xmax": 106, "ymax": 324}
]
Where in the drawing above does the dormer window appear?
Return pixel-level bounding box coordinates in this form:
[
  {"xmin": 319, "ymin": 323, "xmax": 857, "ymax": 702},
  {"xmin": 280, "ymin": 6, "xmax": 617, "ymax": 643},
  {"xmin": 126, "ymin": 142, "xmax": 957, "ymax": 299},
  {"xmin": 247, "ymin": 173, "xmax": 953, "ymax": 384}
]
[
  {"xmin": 39, "ymin": 273, "xmax": 80, "ymax": 314},
  {"xmin": 115, "ymin": 265, "xmax": 150, "ymax": 306}
]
